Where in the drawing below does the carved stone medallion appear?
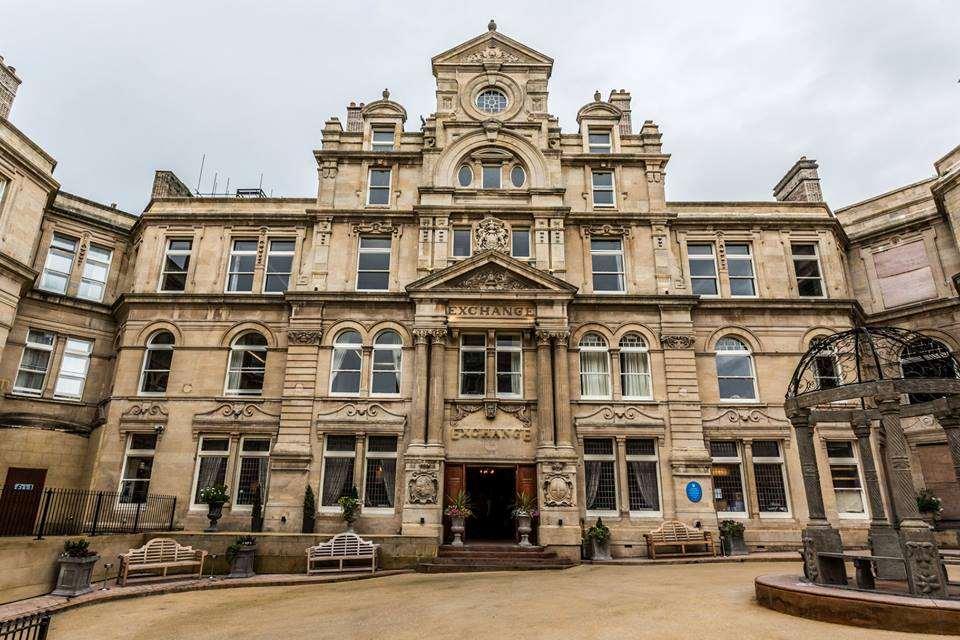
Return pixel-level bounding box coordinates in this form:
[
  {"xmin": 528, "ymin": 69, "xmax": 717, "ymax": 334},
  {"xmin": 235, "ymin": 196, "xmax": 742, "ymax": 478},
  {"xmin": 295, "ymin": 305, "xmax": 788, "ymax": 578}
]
[
  {"xmin": 474, "ymin": 217, "xmax": 509, "ymax": 253},
  {"xmin": 542, "ymin": 463, "xmax": 575, "ymax": 507},
  {"xmin": 407, "ymin": 471, "xmax": 439, "ymax": 505}
]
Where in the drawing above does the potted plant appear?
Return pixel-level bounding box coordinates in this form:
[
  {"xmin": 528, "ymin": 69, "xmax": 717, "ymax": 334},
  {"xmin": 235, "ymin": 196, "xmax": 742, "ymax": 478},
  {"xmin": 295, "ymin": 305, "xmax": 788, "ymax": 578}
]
[
  {"xmin": 917, "ymin": 489, "xmax": 943, "ymax": 525},
  {"xmin": 52, "ymin": 539, "xmax": 100, "ymax": 597},
  {"xmin": 511, "ymin": 491, "xmax": 539, "ymax": 547},
  {"xmin": 719, "ymin": 519, "xmax": 748, "ymax": 556},
  {"xmin": 444, "ymin": 490, "xmax": 473, "ymax": 547},
  {"xmin": 584, "ymin": 517, "xmax": 611, "ymax": 560},
  {"xmin": 302, "ymin": 485, "xmax": 316, "ymax": 533},
  {"xmin": 226, "ymin": 535, "xmax": 257, "ymax": 578},
  {"xmin": 199, "ymin": 484, "xmax": 229, "ymax": 532},
  {"xmin": 337, "ymin": 485, "xmax": 361, "ymax": 532}
]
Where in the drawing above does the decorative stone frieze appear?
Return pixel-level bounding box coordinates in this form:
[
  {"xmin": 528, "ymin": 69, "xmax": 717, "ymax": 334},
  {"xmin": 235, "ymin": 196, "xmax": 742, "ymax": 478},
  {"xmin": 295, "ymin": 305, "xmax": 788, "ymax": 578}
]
[
  {"xmin": 454, "ymin": 266, "xmax": 529, "ymax": 291},
  {"xmin": 582, "ymin": 224, "xmax": 630, "ymax": 238},
  {"xmin": 350, "ymin": 221, "xmax": 401, "ymax": 236},
  {"xmin": 287, "ymin": 329, "xmax": 322, "ymax": 344},
  {"xmin": 660, "ymin": 334, "xmax": 695, "ymax": 350}
]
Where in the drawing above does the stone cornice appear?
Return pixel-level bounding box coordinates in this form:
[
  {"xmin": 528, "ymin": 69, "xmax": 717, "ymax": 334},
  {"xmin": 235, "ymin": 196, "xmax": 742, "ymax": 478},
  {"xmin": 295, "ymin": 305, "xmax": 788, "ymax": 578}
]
[
  {"xmin": 560, "ymin": 152, "xmax": 670, "ymax": 166},
  {"xmin": 25, "ymin": 289, "xmax": 114, "ymax": 317},
  {"xmin": 312, "ymin": 150, "xmax": 424, "ymax": 164},
  {"xmin": 0, "ymin": 252, "xmax": 38, "ymax": 285},
  {"xmin": 863, "ymin": 296, "xmax": 960, "ymax": 325}
]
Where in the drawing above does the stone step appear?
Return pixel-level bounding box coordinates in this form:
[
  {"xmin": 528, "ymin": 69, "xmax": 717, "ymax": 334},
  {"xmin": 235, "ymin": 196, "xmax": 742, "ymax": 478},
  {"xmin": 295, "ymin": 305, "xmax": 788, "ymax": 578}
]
[
  {"xmin": 428, "ymin": 556, "xmax": 573, "ymax": 566},
  {"xmin": 439, "ymin": 544, "xmax": 546, "ymax": 553},
  {"xmin": 437, "ymin": 549, "xmax": 558, "ymax": 559},
  {"xmin": 417, "ymin": 562, "xmax": 576, "ymax": 573}
]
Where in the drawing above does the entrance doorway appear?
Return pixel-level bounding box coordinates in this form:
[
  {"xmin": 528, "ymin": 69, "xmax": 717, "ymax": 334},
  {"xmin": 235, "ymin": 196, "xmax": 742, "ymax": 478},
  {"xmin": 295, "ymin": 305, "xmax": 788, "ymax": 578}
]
[
  {"xmin": 467, "ymin": 466, "xmax": 515, "ymax": 541},
  {"xmin": 443, "ymin": 463, "xmax": 537, "ymax": 544},
  {"xmin": 0, "ymin": 467, "xmax": 47, "ymax": 536}
]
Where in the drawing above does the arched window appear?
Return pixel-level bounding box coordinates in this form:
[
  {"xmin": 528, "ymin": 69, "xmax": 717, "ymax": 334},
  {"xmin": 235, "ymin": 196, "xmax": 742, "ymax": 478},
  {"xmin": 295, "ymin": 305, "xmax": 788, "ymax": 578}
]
[
  {"xmin": 226, "ymin": 332, "xmax": 267, "ymax": 395},
  {"xmin": 901, "ymin": 337, "xmax": 956, "ymax": 404},
  {"xmin": 330, "ymin": 330, "xmax": 362, "ymax": 395},
  {"xmin": 809, "ymin": 336, "xmax": 841, "ymax": 390},
  {"xmin": 371, "ymin": 330, "xmax": 402, "ymax": 395},
  {"xmin": 139, "ymin": 330, "xmax": 175, "ymax": 394},
  {"xmin": 579, "ymin": 333, "xmax": 611, "ymax": 399},
  {"xmin": 619, "ymin": 333, "xmax": 651, "ymax": 399},
  {"xmin": 715, "ymin": 337, "xmax": 757, "ymax": 401}
]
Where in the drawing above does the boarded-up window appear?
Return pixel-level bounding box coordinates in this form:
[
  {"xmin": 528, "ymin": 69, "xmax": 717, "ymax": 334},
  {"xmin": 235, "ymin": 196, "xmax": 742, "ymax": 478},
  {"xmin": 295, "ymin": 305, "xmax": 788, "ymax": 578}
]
[
  {"xmin": 916, "ymin": 443, "xmax": 960, "ymax": 520},
  {"xmin": 874, "ymin": 241, "xmax": 937, "ymax": 309}
]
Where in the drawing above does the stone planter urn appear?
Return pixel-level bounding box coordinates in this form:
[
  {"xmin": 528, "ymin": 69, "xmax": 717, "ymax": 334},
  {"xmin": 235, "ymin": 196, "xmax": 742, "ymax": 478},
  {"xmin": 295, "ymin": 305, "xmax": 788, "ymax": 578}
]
[
  {"xmin": 52, "ymin": 555, "xmax": 100, "ymax": 597},
  {"xmin": 228, "ymin": 544, "xmax": 257, "ymax": 579},
  {"xmin": 450, "ymin": 515, "xmax": 466, "ymax": 547},
  {"xmin": 205, "ymin": 501, "xmax": 225, "ymax": 532},
  {"xmin": 587, "ymin": 538, "xmax": 611, "ymax": 561},
  {"xmin": 721, "ymin": 531, "xmax": 748, "ymax": 556},
  {"xmin": 516, "ymin": 514, "xmax": 533, "ymax": 547},
  {"xmin": 344, "ymin": 515, "xmax": 356, "ymax": 533}
]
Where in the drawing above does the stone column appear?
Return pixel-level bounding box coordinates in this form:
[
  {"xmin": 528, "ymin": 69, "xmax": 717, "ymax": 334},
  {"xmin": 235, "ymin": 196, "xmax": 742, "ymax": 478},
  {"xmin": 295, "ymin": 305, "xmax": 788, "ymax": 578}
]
[
  {"xmin": 410, "ymin": 330, "xmax": 431, "ymax": 444},
  {"xmin": 876, "ymin": 390, "xmax": 947, "ymax": 597},
  {"xmin": 741, "ymin": 441, "xmax": 760, "ymax": 520},
  {"xmin": 852, "ymin": 416, "xmax": 904, "ymax": 579},
  {"xmin": 485, "ymin": 329, "xmax": 496, "ymax": 399},
  {"xmin": 616, "ymin": 436, "xmax": 630, "ymax": 516},
  {"xmin": 789, "ymin": 408, "xmax": 845, "ymax": 585},
  {"xmin": 935, "ymin": 411, "xmax": 960, "ymax": 489},
  {"xmin": 536, "ymin": 331, "xmax": 555, "ymax": 447},
  {"xmin": 552, "ymin": 332, "xmax": 573, "ymax": 448},
  {"xmin": 426, "ymin": 328, "xmax": 447, "ymax": 446}
]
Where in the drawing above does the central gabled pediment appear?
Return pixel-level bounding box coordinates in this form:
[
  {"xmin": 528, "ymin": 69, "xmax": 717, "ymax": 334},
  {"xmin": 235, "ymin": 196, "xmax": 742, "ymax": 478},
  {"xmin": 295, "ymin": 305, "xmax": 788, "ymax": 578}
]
[
  {"xmin": 406, "ymin": 250, "xmax": 577, "ymax": 296},
  {"xmin": 432, "ymin": 27, "xmax": 554, "ymax": 72}
]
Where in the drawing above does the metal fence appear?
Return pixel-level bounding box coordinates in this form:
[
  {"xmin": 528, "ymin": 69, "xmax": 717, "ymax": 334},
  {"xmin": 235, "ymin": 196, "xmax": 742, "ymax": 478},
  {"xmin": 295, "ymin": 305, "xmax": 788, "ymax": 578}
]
[
  {"xmin": 0, "ymin": 488, "xmax": 176, "ymax": 538},
  {"xmin": 0, "ymin": 613, "xmax": 50, "ymax": 640}
]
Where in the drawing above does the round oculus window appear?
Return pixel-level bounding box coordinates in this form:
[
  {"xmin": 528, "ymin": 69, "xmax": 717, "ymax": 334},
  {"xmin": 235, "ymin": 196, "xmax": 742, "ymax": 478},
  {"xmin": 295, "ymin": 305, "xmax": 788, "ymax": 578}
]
[
  {"xmin": 457, "ymin": 165, "xmax": 473, "ymax": 187},
  {"xmin": 510, "ymin": 165, "xmax": 526, "ymax": 188},
  {"xmin": 476, "ymin": 88, "xmax": 508, "ymax": 114}
]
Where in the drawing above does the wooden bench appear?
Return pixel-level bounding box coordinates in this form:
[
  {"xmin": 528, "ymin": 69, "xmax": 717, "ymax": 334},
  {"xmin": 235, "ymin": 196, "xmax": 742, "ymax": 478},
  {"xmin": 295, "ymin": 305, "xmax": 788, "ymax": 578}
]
[
  {"xmin": 306, "ymin": 533, "xmax": 379, "ymax": 574},
  {"xmin": 643, "ymin": 520, "xmax": 716, "ymax": 559},
  {"xmin": 117, "ymin": 538, "xmax": 207, "ymax": 586}
]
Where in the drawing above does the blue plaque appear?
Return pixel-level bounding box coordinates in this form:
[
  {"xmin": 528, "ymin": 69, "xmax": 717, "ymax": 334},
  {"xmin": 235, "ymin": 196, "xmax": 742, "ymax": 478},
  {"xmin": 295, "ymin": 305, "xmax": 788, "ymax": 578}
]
[{"xmin": 685, "ymin": 481, "xmax": 703, "ymax": 503}]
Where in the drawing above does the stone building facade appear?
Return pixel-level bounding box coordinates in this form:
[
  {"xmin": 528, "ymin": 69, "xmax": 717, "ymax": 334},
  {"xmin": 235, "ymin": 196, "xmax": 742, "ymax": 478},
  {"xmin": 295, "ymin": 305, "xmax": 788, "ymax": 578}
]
[{"xmin": 1, "ymin": 25, "xmax": 959, "ymax": 557}]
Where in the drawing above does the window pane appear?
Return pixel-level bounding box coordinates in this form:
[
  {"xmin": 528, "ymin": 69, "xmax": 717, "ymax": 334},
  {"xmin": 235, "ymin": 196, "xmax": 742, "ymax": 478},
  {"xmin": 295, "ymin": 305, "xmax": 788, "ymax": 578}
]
[
  {"xmin": 718, "ymin": 377, "xmax": 756, "ymax": 400},
  {"xmin": 585, "ymin": 460, "xmax": 616, "ymax": 511},
  {"xmin": 360, "ymin": 236, "xmax": 391, "ymax": 250},
  {"xmin": 453, "ymin": 229, "xmax": 471, "ymax": 256},
  {"xmin": 627, "ymin": 460, "xmax": 659, "ymax": 510},
  {"xmin": 511, "ymin": 229, "xmax": 530, "ymax": 257},
  {"xmin": 236, "ymin": 457, "xmax": 268, "ymax": 505},
  {"xmin": 321, "ymin": 458, "xmax": 355, "ymax": 506},
  {"xmin": 510, "ymin": 165, "xmax": 525, "ymax": 187},
  {"xmin": 460, "ymin": 373, "xmax": 484, "ymax": 396},
  {"xmin": 797, "ymin": 278, "xmax": 823, "ymax": 297},
  {"xmin": 716, "ymin": 354, "xmax": 752, "ymax": 377},
  {"xmin": 40, "ymin": 272, "xmax": 68, "ymax": 294},
  {"xmin": 794, "ymin": 260, "xmax": 821, "ymax": 278},
  {"xmin": 358, "ymin": 252, "xmax": 391, "ymax": 271},
  {"xmin": 592, "ymin": 171, "xmax": 613, "ymax": 187},
  {"xmin": 712, "ymin": 463, "xmax": 746, "ymax": 512},
  {"xmin": 482, "ymin": 165, "xmax": 501, "ymax": 189},
  {"xmin": 791, "ymin": 243, "xmax": 816, "ymax": 256},
  {"xmin": 161, "ymin": 272, "xmax": 187, "ymax": 291},
  {"xmin": 264, "ymin": 273, "xmax": 290, "ymax": 293},
  {"xmin": 826, "ymin": 441, "xmax": 854, "ymax": 458},
  {"xmin": 194, "ymin": 456, "xmax": 228, "ymax": 502},
  {"xmin": 689, "ymin": 260, "xmax": 716, "ymax": 277},
  {"xmin": 367, "ymin": 187, "xmax": 389, "ymax": 205},
  {"xmin": 584, "ymin": 438, "xmax": 613, "ymax": 455},
  {"xmin": 327, "ymin": 435, "xmax": 356, "ymax": 451},
  {"xmin": 363, "ymin": 457, "xmax": 396, "ymax": 508},
  {"xmin": 755, "ymin": 463, "xmax": 788, "ymax": 512},
  {"xmin": 729, "ymin": 279, "xmax": 756, "ymax": 296},
  {"xmin": 458, "ymin": 166, "xmax": 472, "ymax": 187},
  {"xmin": 591, "ymin": 253, "xmax": 623, "ymax": 273},
  {"xmin": 372, "ymin": 371, "xmax": 400, "ymax": 394},
  {"xmin": 130, "ymin": 433, "xmax": 158, "ymax": 450},
  {"xmin": 687, "ymin": 244, "xmax": 713, "ymax": 256},
  {"xmin": 593, "ymin": 190, "xmax": 614, "ymax": 206},
  {"xmin": 709, "ymin": 441, "xmax": 739, "ymax": 458},
  {"xmin": 356, "ymin": 271, "xmax": 389, "ymax": 291},
  {"xmin": 592, "ymin": 273, "xmax": 624, "ymax": 292},
  {"xmin": 369, "ymin": 169, "xmax": 391, "ymax": 187},
  {"xmin": 728, "ymin": 258, "xmax": 753, "ymax": 277}
]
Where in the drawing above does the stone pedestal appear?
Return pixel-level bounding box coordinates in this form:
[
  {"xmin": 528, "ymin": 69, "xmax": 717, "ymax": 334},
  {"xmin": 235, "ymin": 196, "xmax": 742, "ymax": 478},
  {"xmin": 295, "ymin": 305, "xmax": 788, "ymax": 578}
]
[
  {"xmin": 669, "ymin": 455, "xmax": 716, "ymax": 526},
  {"xmin": 400, "ymin": 451, "xmax": 444, "ymax": 539},
  {"xmin": 263, "ymin": 444, "xmax": 312, "ymax": 532},
  {"xmin": 536, "ymin": 453, "xmax": 581, "ymax": 547},
  {"xmin": 802, "ymin": 525, "xmax": 846, "ymax": 585},
  {"xmin": 900, "ymin": 522, "xmax": 949, "ymax": 597},
  {"xmin": 869, "ymin": 525, "xmax": 907, "ymax": 580}
]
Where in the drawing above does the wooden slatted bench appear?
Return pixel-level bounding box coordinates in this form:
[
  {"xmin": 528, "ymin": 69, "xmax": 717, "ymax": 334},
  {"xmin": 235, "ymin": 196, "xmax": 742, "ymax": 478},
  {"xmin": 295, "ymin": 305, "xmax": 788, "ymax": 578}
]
[
  {"xmin": 117, "ymin": 538, "xmax": 207, "ymax": 586},
  {"xmin": 306, "ymin": 533, "xmax": 379, "ymax": 574},
  {"xmin": 643, "ymin": 520, "xmax": 716, "ymax": 559}
]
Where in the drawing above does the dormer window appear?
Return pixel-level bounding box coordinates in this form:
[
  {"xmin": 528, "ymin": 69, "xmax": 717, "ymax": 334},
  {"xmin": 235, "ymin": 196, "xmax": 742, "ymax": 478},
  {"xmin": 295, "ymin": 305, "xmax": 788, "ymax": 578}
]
[
  {"xmin": 476, "ymin": 88, "xmax": 507, "ymax": 114},
  {"xmin": 372, "ymin": 127, "xmax": 395, "ymax": 152},
  {"xmin": 589, "ymin": 131, "xmax": 612, "ymax": 154},
  {"xmin": 482, "ymin": 165, "xmax": 501, "ymax": 189}
]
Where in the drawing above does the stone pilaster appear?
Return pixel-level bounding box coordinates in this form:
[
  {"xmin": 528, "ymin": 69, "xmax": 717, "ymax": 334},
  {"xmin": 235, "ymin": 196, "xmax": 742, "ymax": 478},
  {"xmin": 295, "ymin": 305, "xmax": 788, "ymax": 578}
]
[
  {"xmin": 535, "ymin": 330, "xmax": 555, "ymax": 447},
  {"xmin": 410, "ymin": 329, "xmax": 431, "ymax": 444},
  {"xmin": 552, "ymin": 331, "xmax": 573, "ymax": 449},
  {"xmin": 426, "ymin": 327, "xmax": 447, "ymax": 445},
  {"xmin": 265, "ymin": 326, "xmax": 323, "ymax": 532}
]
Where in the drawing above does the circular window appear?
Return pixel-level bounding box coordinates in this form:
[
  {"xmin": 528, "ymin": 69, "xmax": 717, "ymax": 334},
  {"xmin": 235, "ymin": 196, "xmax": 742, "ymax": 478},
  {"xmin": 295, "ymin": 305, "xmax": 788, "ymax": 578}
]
[
  {"xmin": 476, "ymin": 88, "xmax": 508, "ymax": 114},
  {"xmin": 457, "ymin": 165, "xmax": 473, "ymax": 187},
  {"xmin": 510, "ymin": 165, "xmax": 525, "ymax": 188}
]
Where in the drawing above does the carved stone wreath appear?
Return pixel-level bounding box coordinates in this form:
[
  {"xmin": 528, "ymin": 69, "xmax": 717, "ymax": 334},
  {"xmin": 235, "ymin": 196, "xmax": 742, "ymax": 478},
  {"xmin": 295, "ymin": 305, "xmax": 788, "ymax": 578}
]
[
  {"xmin": 474, "ymin": 217, "xmax": 509, "ymax": 253},
  {"xmin": 660, "ymin": 334, "xmax": 695, "ymax": 350}
]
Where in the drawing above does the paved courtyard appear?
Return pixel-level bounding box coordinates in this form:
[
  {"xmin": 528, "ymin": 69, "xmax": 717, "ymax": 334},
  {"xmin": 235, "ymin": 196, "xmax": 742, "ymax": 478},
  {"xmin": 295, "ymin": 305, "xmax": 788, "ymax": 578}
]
[{"xmin": 50, "ymin": 562, "xmax": 955, "ymax": 639}]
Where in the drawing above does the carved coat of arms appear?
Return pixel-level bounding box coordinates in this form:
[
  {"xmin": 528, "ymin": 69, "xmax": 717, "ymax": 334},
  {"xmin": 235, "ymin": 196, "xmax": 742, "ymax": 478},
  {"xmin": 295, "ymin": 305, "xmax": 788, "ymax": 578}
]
[{"xmin": 474, "ymin": 217, "xmax": 509, "ymax": 253}]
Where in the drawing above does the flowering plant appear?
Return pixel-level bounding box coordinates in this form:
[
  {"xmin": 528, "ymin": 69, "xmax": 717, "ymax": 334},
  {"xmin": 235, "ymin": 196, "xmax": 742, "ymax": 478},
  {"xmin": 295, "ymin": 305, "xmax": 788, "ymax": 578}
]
[
  {"xmin": 338, "ymin": 485, "xmax": 361, "ymax": 523},
  {"xmin": 444, "ymin": 490, "xmax": 473, "ymax": 518},
  {"xmin": 198, "ymin": 484, "xmax": 229, "ymax": 505},
  {"xmin": 511, "ymin": 491, "xmax": 539, "ymax": 519}
]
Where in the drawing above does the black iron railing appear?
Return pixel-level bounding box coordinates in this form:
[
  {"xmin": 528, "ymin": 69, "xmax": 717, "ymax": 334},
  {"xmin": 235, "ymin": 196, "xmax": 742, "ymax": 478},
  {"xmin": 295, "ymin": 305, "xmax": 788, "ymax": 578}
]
[
  {"xmin": 0, "ymin": 613, "xmax": 51, "ymax": 640},
  {"xmin": 0, "ymin": 488, "xmax": 176, "ymax": 538}
]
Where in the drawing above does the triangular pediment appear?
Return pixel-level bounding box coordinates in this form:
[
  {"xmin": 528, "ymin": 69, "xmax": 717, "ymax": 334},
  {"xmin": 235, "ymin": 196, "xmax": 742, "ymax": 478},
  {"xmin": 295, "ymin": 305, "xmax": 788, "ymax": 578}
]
[
  {"xmin": 407, "ymin": 250, "xmax": 577, "ymax": 296},
  {"xmin": 432, "ymin": 29, "xmax": 553, "ymax": 70}
]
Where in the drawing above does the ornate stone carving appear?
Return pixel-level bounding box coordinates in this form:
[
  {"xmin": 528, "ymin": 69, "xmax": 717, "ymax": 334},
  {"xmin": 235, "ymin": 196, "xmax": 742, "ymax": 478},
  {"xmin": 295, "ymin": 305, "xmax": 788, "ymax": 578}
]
[
  {"xmin": 287, "ymin": 329, "xmax": 322, "ymax": 345},
  {"xmin": 315, "ymin": 402, "xmax": 406, "ymax": 427},
  {"xmin": 474, "ymin": 217, "xmax": 509, "ymax": 253},
  {"xmin": 412, "ymin": 328, "xmax": 431, "ymax": 345},
  {"xmin": 455, "ymin": 267, "xmax": 530, "ymax": 291},
  {"xmin": 407, "ymin": 471, "xmax": 439, "ymax": 505},
  {"xmin": 464, "ymin": 45, "xmax": 520, "ymax": 64},
  {"xmin": 351, "ymin": 221, "xmax": 401, "ymax": 236},
  {"xmin": 702, "ymin": 408, "xmax": 790, "ymax": 427},
  {"xmin": 660, "ymin": 334, "xmax": 695, "ymax": 350},
  {"xmin": 801, "ymin": 537, "xmax": 820, "ymax": 582},
  {"xmin": 575, "ymin": 405, "xmax": 663, "ymax": 426},
  {"xmin": 451, "ymin": 402, "xmax": 530, "ymax": 425},
  {"xmin": 195, "ymin": 403, "xmax": 280, "ymax": 421},
  {"xmin": 542, "ymin": 463, "xmax": 574, "ymax": 507},
  {"xmin": 583, "ymin": 224, "xmax": 630, "ymax": 238},
  {"xmin": 905, "ymin": 541, "xmax": 946, "ymax": 595},
  {"xmin": 121, "ymin": 403, "xmax": 168, "ymax": 419}
]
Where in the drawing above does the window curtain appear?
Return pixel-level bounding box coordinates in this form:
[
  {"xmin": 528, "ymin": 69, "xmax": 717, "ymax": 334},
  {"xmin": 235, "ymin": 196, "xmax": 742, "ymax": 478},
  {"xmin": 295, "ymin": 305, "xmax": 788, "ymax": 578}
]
[
  {"xmin": 629, "ymin": 460, "xmax": 659, "ymax": 510},
  {"xmin": 580, "ymin": 352, "xmax": 609, "ymax": 396},
  {"xmin": 322, "ymin": 458, "xmax": 352, "ymax": 505},
  {"xmin": 195, "ymin": 456, "xmax": 226, "ymax": 501},
  {"xmin": 382, "ymin": 459, "xmax": 396, "ymax": 507},
  {"xmin": 621, "ymin": 352, "xmax": 650, "ymax": 397},
  {"xmin": 585, "ymin": 460, "xmax": 603, "ymax": 509}
]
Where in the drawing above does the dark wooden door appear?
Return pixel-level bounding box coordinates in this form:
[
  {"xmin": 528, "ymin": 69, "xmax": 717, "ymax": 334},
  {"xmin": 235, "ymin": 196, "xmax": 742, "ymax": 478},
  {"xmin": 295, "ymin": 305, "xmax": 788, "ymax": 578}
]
[
  {"xmin": 443, "ymin": 463, "xmax": 465, "ymax": 544},
  {"xmin": 516, "ymin": 464, "xmax": 538, "ymax": 544},
  {"xmin": 0, "ymin": 467, "xmax": 47, "ymax": 536}
]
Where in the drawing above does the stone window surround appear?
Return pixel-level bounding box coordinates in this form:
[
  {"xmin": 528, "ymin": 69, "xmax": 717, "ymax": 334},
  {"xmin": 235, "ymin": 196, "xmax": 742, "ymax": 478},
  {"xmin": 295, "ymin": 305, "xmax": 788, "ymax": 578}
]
[
  {"xmin": 589, "ymin": 167, "xmax": 617, "ymax": 209},
  {"xmin": 579, "ymin": 434, "xmax": 667, "ymax": 519},
  {"xmin": 444, "ymin": 217, "xmax": 537, "ymax": 264},
  {"xmin": 454, "ymin": 152, "xmax": 528, "ymax": 192},
  {"xmin": 678, "ymin": 231, "xmax": 765, "ymax": 299},
  {"xmin": 586, "ymin": 126, "xmax": 615, "ymax": 154},
  {"xmin": 364, "ymin": 164, "xmax": 394, "ymax": 207},
  {"xmin": 788, "ymin": 234, "xmax": 828, "ymax": 299},
  {"xmin": 858, "ymin": 228, "xmax": 949, "ymax": 311},
  {"xmin": 137, "ymin": 330, "xmax": 175, "ymax": 396},
  {"xmin": 11, "ymin": 327, "xmax": 96, "ymax": 402},
  {"xmin": 185, "ymin": 432, "xmax": 274, "ymax": 512},
  {"xmin": 319, "ymin": 325, "xmax": 411, "ymax": 400},
  {"xmin": 714, "ymin": 335, "xmax": 760, "ymax": 404},
  {"xmin": 823, "ymin": 436, "xmax": 870, "ymax": 521},
  {"xmin": 218, "ymin": 231, "xmax": 302, "ymax": 295},
  {"xmin": 703, "ymin": 434, "xmax": 796, "ymax": 522},
  {"xmin": 710, "ymin": 439, "xmax": 750, "ymax": 518},
  {"xmin": 117, "ymin": 431, "xmax": 158, "ymax": 505},
  {"xmin": 457, "ymin": 330, "xmax": 527, "ymax": 400},
  {"xmin": 571, "ymin": 325, "xmax": 660, "ymax": 403},
  {"xmin": 317, "ymin": 430, "xmax": 403, "ymax": 517},
  {"xmin": 157, "ymin": 233, "xmax": 196, "ymax": 293}
]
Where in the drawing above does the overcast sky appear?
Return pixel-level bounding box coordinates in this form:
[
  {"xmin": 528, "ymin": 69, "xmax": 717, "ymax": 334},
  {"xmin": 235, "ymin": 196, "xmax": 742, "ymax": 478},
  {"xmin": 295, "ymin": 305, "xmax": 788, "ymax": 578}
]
[{"xmin": 4, "ymin": 1, "xmax": 958, "ymax": 213}]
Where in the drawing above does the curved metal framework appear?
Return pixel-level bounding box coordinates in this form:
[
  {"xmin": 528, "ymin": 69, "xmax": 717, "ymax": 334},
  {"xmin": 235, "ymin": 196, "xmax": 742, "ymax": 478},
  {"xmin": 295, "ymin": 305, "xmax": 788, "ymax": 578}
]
[{"xmin": 785, "ymin": 326, "xmax": 960, "ymax": 419}]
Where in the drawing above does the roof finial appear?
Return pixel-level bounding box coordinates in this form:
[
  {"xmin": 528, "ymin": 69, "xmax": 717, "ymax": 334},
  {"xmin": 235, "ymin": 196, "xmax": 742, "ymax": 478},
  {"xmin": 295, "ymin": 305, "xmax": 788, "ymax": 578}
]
[
  {"xmin": 488, "ymin": 19, "xmax": 497, "ymax": 31},
  {"xmin": 382, "ymin": 88, "xmax": 390, "ymax": 100},
  {"xmin": 594, "ymin": 90, "xmax": 601, "ymax": 102}
]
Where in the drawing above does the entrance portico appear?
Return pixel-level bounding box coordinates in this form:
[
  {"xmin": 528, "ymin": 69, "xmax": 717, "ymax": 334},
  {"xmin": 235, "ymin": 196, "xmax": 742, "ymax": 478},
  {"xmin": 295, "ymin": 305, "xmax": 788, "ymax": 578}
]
[{"xmin": 401, "ymin": 248, "xmax": 581, "ymax": 549}]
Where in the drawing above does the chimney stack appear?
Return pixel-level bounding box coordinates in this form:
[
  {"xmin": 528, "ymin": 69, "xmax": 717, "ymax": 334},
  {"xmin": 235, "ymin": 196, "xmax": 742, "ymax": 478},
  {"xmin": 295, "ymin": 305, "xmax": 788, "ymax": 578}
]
[
  {"xmin": 773, "ymin": 156, "xmax": 823, "ymax": 202},
  {"xmin": 0, "ymin": 55, "xmax": 22, "ymax": 120},
  {"xmin": 346, "ymin": 102, "xmax": 364, "ymax": 133},
  {"xmin": 608, "ymin": 89, "xmax": 632, "ymax": 136}
]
